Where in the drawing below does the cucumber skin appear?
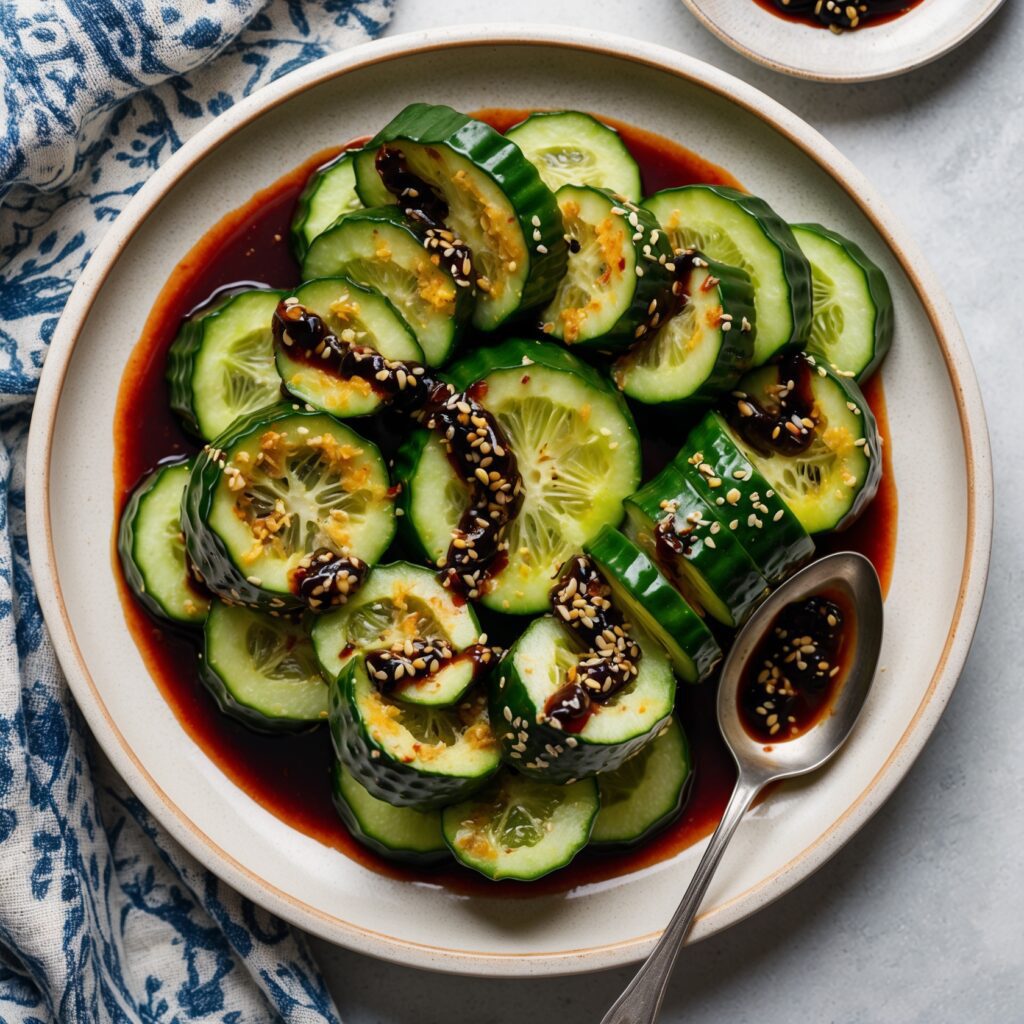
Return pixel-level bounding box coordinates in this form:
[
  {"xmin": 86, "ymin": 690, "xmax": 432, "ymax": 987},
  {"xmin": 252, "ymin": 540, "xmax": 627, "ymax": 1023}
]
[
  {"xmin": 391, "ymin": 427, "xmax": 444, "ymax": 564},
  {"xmin": 118, "ymin": 460, "xmax": 208, "ymax": 627},
  {"xmin": 328, "ymin": 662, "xmax": 499, "ymax": 811},
  {"xmin": 181, "ymin": 403, "xmax": 395, "ymax": 613},
  {"xmin": 644, "ymin": 185, "xmax": 812, "ymax": 363},
  {"xmin": 792, "ymin": 222, "xmax": 894, "ymax": 382},
  {"xmin": 359, "ymin": 103, "xmax": 569, "ymax": 329},
  {"xmin": 290, "ymin": 149, "xmax": 362, "ymax": 260},
  {"xmin": 674, "ymin": 412, "xmax": 815, "ymax": 583},
  {"xmin": 330, "ymin": 761, "xmax": 448, "ymax": 865},
  {"xmin": 166, "ymin": 289, "xmax": 286, "ymax": 441},
  {"xmin": 489, "ymin": 642, "xmax": 672, "ymax": 784}
]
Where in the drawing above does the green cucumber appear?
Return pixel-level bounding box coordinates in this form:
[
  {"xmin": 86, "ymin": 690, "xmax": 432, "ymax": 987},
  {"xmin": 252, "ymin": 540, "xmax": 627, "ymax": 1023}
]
[
  {"xmin": 356, "ymin": 103, "xmax": 568, "ymax": 330},
  {"xmin": 591, "ymin": 717, "xmax": 691, "ymax": 846},
  {"xmin": 673, "ymin": 411, "xmax": 815, "ymax": 583},
  {"xmin": 329, "ymin": 658, "xmax": 500, "ymax": 810},
  {"xmin": 489, "ymin": 616, "xmax": 674, "ymax": 783},
  {"xmin": 442, "ymin": 772, "xmax": 599, "ymax": 881},
  {"xmin": 182, "ymin": 405, "xmax": 394, "ymax": 612},
  {"xmin": 395, "ymin": 339, "xmax": 641, "ymax": 614},
  {"xmin": 583, "ymin": 526, "xmax": 720, "ymax": 683},
  {"xmin": 301, "ymin": 206, "xmax": 469, "ymax": 365},
  {"xmin": 505, "ymin": 110, "xmax": 642, "ymax": 200},
  {"xmin": 792, "ymin": 223, "xmax": 893, "ymax": 382},
  {"xmin": 612, "ymin": 250, "xmax": 756, "ymax": 406},
  {"xmin": 331, "ymin": 760, "xmax": 447, "ymax": 864},
  {"xmin": 291, "ymin": 149, "xmax": 364, "ymax": 259},
  {"xmin": 199, "ymin": 600, "xmax": 327, "ymax": 732},
  {"xmin": 311, "ymin": 561, "xmax": 483, "ymax": 707},
  {"xmin": 643, "ymin": 186, "xmax": 812, "ymax": 365},
  {"xmin": 275, "ymin": 277, "xmax": 422, "ymax": 418},
  {"xmin": 624, "ymin": 464, "xmax": 769, "ymax": 627},
  {"xmin": 118, "ymin": 461, "xmax": 210, "ymax": 625},
  {"xmin": 538, "ymin": 185, "xmax": 673, "ymax": 350},
  {"xmin": 167, "ymin": 288, "xmax": 286, "ymax": 442}
]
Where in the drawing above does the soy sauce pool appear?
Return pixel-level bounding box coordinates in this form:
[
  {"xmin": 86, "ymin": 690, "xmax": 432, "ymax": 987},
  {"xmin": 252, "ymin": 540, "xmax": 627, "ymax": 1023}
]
[
  {"xmin": 751, "ymin": 0, "xmax": 926, "ymax": 31},
  {"xmin": 113, "ymin": 109, "xmax": 897, "ymax": 896}
]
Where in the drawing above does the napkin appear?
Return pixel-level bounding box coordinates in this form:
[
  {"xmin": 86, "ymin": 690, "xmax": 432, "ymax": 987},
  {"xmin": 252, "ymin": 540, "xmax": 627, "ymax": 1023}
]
[{"xmin": 0, "ymin": 1, "xmax": 393, "ymax": 1019}]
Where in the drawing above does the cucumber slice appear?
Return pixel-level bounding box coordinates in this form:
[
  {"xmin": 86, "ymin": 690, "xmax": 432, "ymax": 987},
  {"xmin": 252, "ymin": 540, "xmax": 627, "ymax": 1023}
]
[
  {"xmin": 724, "ymin": 355, "xmax": 882, "ymax": 533},
  {"xmin": 612, "ymin": 250, "xmax": 756, "ymax": 406},
  {"xmin": 167, "ymin": 288, "xmax": 286, "ymax": 442},
  {"xmin": 396, "ymin": 339, "xmax": 642, "ymax": 614},
  {"xmin": 275, "ymin": 277, "xmax": 423, "ymax": 418},
  {"xmin": 583, "ymin": 526, "xmax": 720, "ymax": 683},
  {"xmin": 200, "ymin": 600, "xmax": 327, "ymax": 732},
  {"xmin": 329, "ymin": 658, "xmax": 500, "ymax": 810},
  {"xmin": 538, "ymin": 185, "xmax": 673, "ymax": 350},
  {"xmin": 311, "ymin": 561, "xmax": 483, "ymax": 707},
  {"xmin": 490, "ymin": 616, "xmax": 674, "ymax": 782},
  {"xmin": 792, "ymin": 223, "xmax": 894, "ymax": 382},
  {"xmin": 356, "ymin": 103, "xmax": 568, "ymax": 331},
  {"xmin": 505, "ymin": 111, "xmax": 643, "ymax": 202},
  {"xmin": 442, "ymin": 772, "xmax": 599, "ymax": 881},
  {"xmin": 291, "ymin": 149, "xmax": 364, "ymax": 259},
  {"xmin": 331, "ymin": 761, "xmax": 447, "ymax": 864},
  {"xmin": 301, "ymin": 207, "xmax": 469, "ymax": 365},
  {"xmin": 643, "ymin": 186, "xmax": 812, "ymax": 365},
  {"xmin": 673, "ymin": 411, "xmax": 815, "ymax": 583},
  {"xmin": 183, "ymin": 405, "xmax": 394, "ymax": 612},
  {"xmin": 624, "ymin": 464, "xmax": 769, "ymax": 628},
  {"xmin": 118, "ymin": 461, "xmax": 210, "ymax": 625},
  {"xmin": 591, "ymin": 717, "xmax": 691, "ymax": 846}
]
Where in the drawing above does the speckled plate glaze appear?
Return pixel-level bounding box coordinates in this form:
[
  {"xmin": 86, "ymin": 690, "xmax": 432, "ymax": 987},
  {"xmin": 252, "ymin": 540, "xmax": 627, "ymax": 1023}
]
[
  {"xmin": 26, "ymin": 26, "xmax": 992, "ymax": 976},
  {"xmin": 682, "ymin": 0, "xmax": 1007, "ymax": 82}
]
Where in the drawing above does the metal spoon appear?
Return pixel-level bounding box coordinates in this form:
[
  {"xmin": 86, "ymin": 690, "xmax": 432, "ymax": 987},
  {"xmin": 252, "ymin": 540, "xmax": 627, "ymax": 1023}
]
[{"xmin": 601, "ymin": 551, "xmax": 884, "ymax": 1024}]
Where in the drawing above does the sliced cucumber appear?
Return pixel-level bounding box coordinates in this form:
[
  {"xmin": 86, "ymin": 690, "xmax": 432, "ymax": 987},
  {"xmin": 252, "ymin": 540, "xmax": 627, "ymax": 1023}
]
[
  {"xmin": 792, "ymin": 223, "xmax": 893, "ymax": 382},
  {"xmin": 275, "ymin": 277, "xmax": 422, "ymax": 418},
  {"xmin": 612, "ymin": 250, "xmax": 756, "ymax": 406},
  {"xmin": 442, "ymin": 772, "xmax": 599, "ymax": 881},
  {"xmin": 583, "ymin": 526, "xmax": 720, "ymax": 684},
  {"xmin": 673, "ymin": 411, "xmax": 815, "ymax": 583},
  {"xmin": 118, "ymin": 461, "xmax": 210, "ymax": 626},
  {"xmin": 356, "ymin": 103, "xmax": 568, "ymax": 330},
  {"xmin": 200, "ymin": 600, "xmax": 327, "ymax": 732},
  {"xmin": 505, "ymin": 111, "xmax": 643, "ymax": 202},
  {"xmin": 167, "ymin": 288, "xmax": 286, "ymax": 441},
  {"xmin": 724, "ymin": 355, "xmax": 882, "ymax": 533},
  {"xmin": 311, "ymin": 561, "xmax": 483, "ymax": 707},
  {"xmin": 490, "ymin": 616, "xmax": 674, "ymax": 782},
  {"xmin": 538, "ymin": 185, "xmax": 673, "ymax": 350},
  {"xmin": 301, "ymin": 206, "xmax": 469, "ymax": 365},
  {"xmin": 331, "ymin": 761, "xmax": 447, "ymax": 864},
  {"xmin": 183, "ymin": 405, "xmax": 394, "ymax": 612},
  {"xmin": 643, "ymin": 186, "xmax": 812, "ymax": 365},
  {"xmin": 291, "ymin": 149, "xmax": 364, "ymax": 259},
  {"xmin": 396, "ymin": 339, "xmax": 642, "ymax": 614},
  {"xmin": 624, "ymin": 464, "xmax": 769, "ymax": 628},
  {"xmin": 591, "ymin": 717, "xmax": 691, "ymax": 846},
  {"xmin": 329, "ymin": 658, "xmax": 500, "ymax": 809}
]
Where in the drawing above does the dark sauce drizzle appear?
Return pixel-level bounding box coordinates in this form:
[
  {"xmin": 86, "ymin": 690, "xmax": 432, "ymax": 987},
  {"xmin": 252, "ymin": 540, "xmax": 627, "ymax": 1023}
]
[
  {"xmin": 739, "ymin": 595, "xmax": 846, "ymax": 740},
  {"xmin": 545, "ymin": 556, "xmax": 642, "ymax": 734},
  {"xmin": 763, "ymin": 0, "xmax": 917, "ymax": 30},
  {"xmin": 290, "ymin": 549, "xmax": 369, "ymax": 611},
  {"xmin": 364, "ymin": 638, "xmax": 499, "ymax": 695},
  {"xmin": 272, "ymin": 299, "xmax": 524, "ymax": 604}
]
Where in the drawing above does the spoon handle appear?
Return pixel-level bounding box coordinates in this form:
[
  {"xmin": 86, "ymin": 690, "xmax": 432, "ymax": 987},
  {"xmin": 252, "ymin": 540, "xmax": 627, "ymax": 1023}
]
[{"xmin": 600, "ymin": 773, "xmax": 764, "ymax": 1024}]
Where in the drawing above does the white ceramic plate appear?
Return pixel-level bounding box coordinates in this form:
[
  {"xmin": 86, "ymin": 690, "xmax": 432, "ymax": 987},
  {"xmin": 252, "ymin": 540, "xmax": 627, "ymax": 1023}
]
[
  {"xmin": 26, "ymin": 26, "xmax": 991, "ymax": 977},
  {"xmin": 682, "ymin": 0, "xmax": 1007, "ymax": 82}
]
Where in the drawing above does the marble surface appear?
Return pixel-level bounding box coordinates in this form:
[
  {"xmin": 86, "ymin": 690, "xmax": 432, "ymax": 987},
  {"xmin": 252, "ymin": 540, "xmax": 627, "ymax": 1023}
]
[{"xmin": 310, "ymin": 2, "xmax": 1023, "ymax": 1019}]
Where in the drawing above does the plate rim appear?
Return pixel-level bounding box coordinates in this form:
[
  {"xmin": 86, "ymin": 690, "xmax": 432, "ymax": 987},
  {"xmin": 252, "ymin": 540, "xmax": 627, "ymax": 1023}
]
[
  {"xmin": 680, "ymin": 0, "xmax": 1008, "ymax": 83},
  {"xmin": 25, "ymin": 24, "xmax": 993, "ymax": 976}
]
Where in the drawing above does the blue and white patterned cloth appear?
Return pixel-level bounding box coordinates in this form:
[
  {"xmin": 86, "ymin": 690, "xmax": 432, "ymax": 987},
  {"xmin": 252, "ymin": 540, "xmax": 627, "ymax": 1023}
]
[{"xmin": 0, "ymin": 1, "xmax": 393, "ymax": 1019}]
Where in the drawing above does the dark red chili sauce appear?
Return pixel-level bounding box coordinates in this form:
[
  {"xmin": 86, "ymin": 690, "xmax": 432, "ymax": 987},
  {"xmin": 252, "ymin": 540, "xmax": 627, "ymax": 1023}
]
[
  {"xmin": 752, "ymin": 0, "xmax": 926, "ymax": 31},
  {"xmin": 112, "ymin": 109, "xmax": 897, "ymax": 896}
]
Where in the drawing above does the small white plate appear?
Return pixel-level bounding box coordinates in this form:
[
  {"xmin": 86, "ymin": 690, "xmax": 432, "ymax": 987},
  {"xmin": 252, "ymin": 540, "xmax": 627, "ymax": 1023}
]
[
  {"xmin": 26, "ymin": 26, "xmax": 992, "ymax": 976},
  {"xmin": 682, "ymin": 0, "xmax": 1007, "ymax": 82}
]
